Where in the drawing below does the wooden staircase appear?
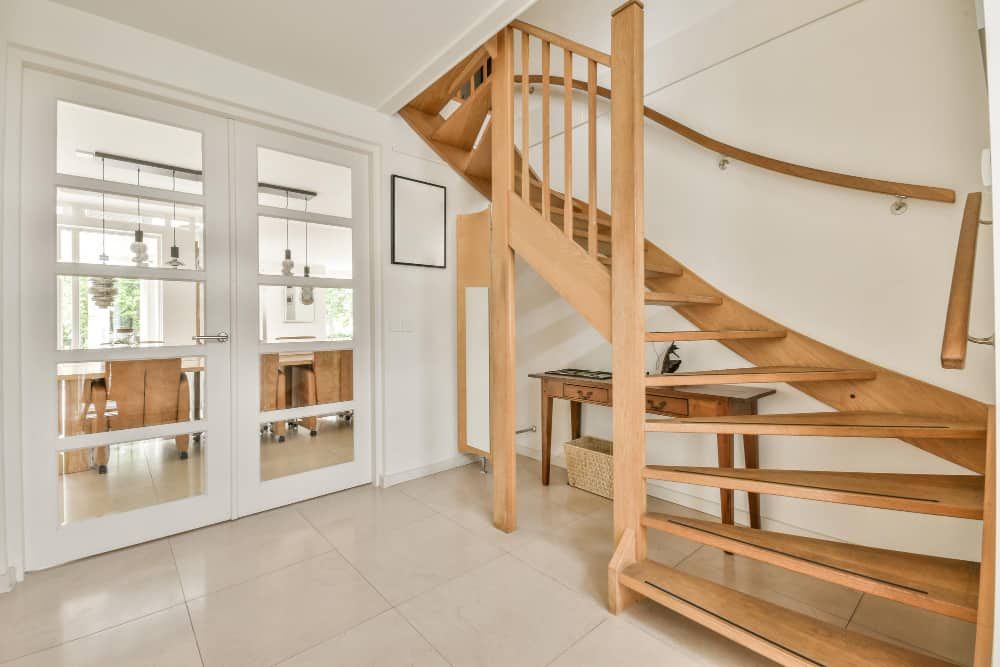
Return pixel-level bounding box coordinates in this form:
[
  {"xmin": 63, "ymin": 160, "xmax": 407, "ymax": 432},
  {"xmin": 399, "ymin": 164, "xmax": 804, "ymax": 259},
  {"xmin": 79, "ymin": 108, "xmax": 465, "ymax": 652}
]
[{"xmin": 401, "ymin": 4, "xmax": 995, "ymax": 665}]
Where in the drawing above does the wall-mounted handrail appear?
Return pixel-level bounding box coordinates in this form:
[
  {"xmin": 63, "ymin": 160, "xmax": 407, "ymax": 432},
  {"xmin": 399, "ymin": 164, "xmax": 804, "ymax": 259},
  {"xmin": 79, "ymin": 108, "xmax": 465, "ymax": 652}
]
[
  {"xmin": 514, "ymin": 74, "xmax": 956, "ymax": 204},
  {"xmin": 942, "ymin": 192, "xmax": 984, "ymax": 369}
]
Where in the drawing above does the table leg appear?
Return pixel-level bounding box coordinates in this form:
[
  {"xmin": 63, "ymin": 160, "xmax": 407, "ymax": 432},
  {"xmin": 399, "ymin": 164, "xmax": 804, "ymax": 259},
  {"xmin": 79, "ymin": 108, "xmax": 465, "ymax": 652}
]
[
  {"xmin": 541, "ymin": 391, "xmax": 554, "ymax": 485},
  {"xmin": 570, "ymin": 401, "xmax": 582, "ymax": 440},
  {"xmin": 717, "ymin": 433, "xmax": 735, "ymax": 525},
  {"xmin": 743, "ymin": 432, "xmax": 762, "ymax": 529}
]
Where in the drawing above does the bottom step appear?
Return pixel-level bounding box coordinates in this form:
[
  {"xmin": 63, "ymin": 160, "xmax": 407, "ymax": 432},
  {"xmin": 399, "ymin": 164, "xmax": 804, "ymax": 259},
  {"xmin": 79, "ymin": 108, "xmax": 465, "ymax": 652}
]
[{"xmin": 619, "ymin": 559, "xmax": 953, "ymax": 666}]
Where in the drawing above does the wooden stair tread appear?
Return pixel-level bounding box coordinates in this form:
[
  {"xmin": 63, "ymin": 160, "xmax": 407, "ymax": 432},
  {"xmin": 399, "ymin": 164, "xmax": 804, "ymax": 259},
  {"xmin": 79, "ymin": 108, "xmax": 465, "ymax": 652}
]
[
  {"xmin": 598, "ymin": 254, "xmax": 682, "ymax": 278},
  {"xmin": 642, "ymin": 467, "xmax": 984, "ymax": 518},
  {"xmin": 645, "ymin": 330, "xmax": 787, "ymax": 342},
  {"xmin": 643, "ymin": 512, "xmax": 980, "ymax": 621},
  {"xmin": 646, "ymin": 366, "xmax": 876, "ymax": 387},
  {"xmin": 431, "ymin": 78, "xmax": 492, "ymax": 151},
  {"xmin": 408, "ymin": 46, "xmax": 489, "ymax": 115},
  {"xmin": 620, "ymin": 559, "xmax": 955, "ymax": 666},
  {"xmin": 646, "ymin": 410, "xmax": 987, "ymax": 439},
  {"xmin": 645, "ymin": 292, "xmax": 722, "ymax": 306}
]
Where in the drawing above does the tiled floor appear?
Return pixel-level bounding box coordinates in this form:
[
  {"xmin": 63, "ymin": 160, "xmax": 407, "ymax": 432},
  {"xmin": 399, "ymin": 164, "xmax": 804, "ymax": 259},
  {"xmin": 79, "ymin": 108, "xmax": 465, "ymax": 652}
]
[{"xmin": 1, "ymin": 456, "xmax": 975, "ymax": 666}]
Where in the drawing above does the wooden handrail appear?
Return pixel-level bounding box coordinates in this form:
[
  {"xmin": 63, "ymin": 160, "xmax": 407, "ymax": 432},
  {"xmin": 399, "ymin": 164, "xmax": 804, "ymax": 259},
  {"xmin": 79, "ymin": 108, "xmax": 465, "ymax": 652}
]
[
  {"xmin": 941, "ymin": 192, "xmax": 983, "ymax": 369},
  {"xmin": 515, "ymin": 74, "xmax": 956, "ymax": 204},
  {"xmin": 510, "ymin": 20, "xmax": 612, "ymax": 67}
]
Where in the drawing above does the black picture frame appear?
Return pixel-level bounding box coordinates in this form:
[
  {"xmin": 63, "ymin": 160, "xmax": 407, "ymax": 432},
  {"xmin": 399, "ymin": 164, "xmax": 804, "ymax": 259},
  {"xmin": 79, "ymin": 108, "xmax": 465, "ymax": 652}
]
[{"xmin": 390, "ymin": 174, "xmax": 447, "ymax": 269}]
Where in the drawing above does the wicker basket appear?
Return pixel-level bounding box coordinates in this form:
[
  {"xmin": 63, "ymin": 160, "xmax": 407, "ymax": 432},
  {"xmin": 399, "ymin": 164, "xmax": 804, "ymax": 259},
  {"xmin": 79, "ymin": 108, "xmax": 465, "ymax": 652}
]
[{"xmin": 564, "ymin": 436, "xmax": 613, "ymax": 499}]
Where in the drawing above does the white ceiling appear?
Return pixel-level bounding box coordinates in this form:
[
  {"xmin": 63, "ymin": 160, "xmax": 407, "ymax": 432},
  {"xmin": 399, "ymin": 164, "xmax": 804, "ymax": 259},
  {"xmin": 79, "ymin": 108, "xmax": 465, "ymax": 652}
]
[
  {"xmin": 51, "ymin": 0, "xmax": 524, "ymax": 108},
  {"xmin": 519, "ymin": 0, "xmax": 736, "ymax": 53}
]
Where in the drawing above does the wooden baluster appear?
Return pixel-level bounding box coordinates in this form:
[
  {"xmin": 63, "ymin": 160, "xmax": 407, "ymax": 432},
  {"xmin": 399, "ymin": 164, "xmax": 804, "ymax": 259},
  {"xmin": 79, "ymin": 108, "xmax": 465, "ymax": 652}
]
[
  {"xmin": 588, "ymin": 58, "xmax": 598, "ymax": 257},
  {"xmin": 490, "ymin": 26, "xmax": 517, "ymax": 532},
  {"xmin": 541, "ymin": 41, "xmax": 551, "ymax": 222},
  {"xmin": 521, "ymin": 31, "xmax": 531, "ymax": 202},
  {"xmin": 563, "ymin": 48, "xmax": 574, "ymax": 238},
  {"xmin": 608, "ymin": 0, "xmax": 645, "ymax": 614}
]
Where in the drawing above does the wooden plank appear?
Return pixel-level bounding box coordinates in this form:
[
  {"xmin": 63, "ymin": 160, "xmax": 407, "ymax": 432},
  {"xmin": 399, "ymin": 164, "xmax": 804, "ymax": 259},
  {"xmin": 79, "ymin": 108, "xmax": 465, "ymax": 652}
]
[
  {"xmin": 490, "ymin": 27, "xmax": 517, "ymax": 533},
  {"xmin": 620, "ymin": 559, "xmax": 955, "ymax": 666},
  {"xmin": 520, "ymin": 30, "xmax": 530, "ymax": 201},
  {"xmin": 598, "ymin": 253, "xmax": 682, "ymax": 278},
  {"xmin": 645, "ymin": 330, "xmax": 787, "ymax": 342},
  {"xmin": 643, "ymin": 512, "xmax": 979, "ymax": 621},
  {"xmin": 942, "ymin": 192, "xmax": 983, "ymax": 369},
  {"xmin": 974, "ymin": 406, "xmax": 996, "ymax": 665},
  {"xmin": 457, "ymin": 210, "xmax": 492, "ymax": 459},
  {"xmin": 541, "ymin": 41, "xmax": 551, "ymax": 222},
  {"xmin": 646, "ymin": 411, "xmax": 987, "ymax": 440},
  {"xmin": 408, "ymin": 45, "xmax": 490, "ymax": 115},
  {"xmin": 511, "ymin": 19, "xmax": 611, "ymax": 66},
  {"xmin": 645, "ymin": 292, "xmax": 722, "ymax": 306},
  {"xmin": 645, "ymin": 366, "xmax": 876, "ymax": 387},
  {"xmin": 643, "ymin": 467, "xmax": 984, "ymax": 519},
  {"xmin": 563, "ymin": 48, "xmax": 574, "ymax": 238},
  {"xmin": 609, "ymin": 0, "xmax": 647, "ymax": 612},
  {"xmin": 464, "ymin": 121, "xmax": 493, "ymax": 180},
  {"xmin": 431, "ymin": 78, "xmax": 493, "ymax": 151},
  {"xmin": 587, "ymin": 58, "xmax": 598, "ymax": 258},
  {"xmin": 509, "ymin": 193, "xmax": 611, "ymax": 339}
]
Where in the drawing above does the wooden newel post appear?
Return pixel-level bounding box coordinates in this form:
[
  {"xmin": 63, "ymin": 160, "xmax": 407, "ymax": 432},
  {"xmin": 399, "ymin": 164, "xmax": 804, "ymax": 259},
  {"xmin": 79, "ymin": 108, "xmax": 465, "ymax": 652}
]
[
  {"xmin": 608, "ymin": 0, "xmax": 646, "ymax": 612},
  {"xmin": 490, "ymin": 26, "xmax": 518, "ymax": 533}
]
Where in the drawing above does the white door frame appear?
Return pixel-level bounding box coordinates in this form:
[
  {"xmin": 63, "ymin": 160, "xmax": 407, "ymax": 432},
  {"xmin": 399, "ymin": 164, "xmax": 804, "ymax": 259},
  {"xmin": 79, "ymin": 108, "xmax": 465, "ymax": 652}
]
[
  {"xmin": 233, "ymin": 122, "xmax": 373, "ymax": 515},
  {"xmin": 18, "ymin": 69, "xmax": 234, "ymax": 569}
]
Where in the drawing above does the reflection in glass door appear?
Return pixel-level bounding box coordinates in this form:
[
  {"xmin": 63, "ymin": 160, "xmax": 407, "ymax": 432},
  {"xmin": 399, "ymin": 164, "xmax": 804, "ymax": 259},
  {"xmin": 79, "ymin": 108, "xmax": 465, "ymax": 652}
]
[
  {"xmin": 19, "ymin": 70, "xmax": 233, "ymax": 569},
  {"xmin": 234, "ymin": 124, "xmax": 371, "ymax": 515}
]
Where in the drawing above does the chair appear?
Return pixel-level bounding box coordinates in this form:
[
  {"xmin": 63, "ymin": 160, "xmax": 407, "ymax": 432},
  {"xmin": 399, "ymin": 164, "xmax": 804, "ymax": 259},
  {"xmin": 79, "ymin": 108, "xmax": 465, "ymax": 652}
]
[
  {"xmin": 291, "ymin": 350, "xmax": 353, "ymax": 435},
  {"xmin": 90, "ymin": 359, "xmax": 192, "ymax": 473},
  {"xmin": 260, "ymin": 354, "xmax": 287, "ymax": 441}
]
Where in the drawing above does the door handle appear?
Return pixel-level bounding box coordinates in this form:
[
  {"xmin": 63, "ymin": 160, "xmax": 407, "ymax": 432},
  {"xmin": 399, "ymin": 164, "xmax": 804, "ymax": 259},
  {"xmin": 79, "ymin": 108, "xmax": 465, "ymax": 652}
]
[{"xmin": 192, "ymin": 331, "xmax": 230, "ymax": 343}]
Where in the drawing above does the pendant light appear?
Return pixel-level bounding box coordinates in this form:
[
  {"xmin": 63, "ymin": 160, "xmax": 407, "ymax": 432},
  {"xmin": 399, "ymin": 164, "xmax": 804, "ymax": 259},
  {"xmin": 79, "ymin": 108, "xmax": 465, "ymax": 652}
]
[
  {"xmin": 167, "ymin": 171, "xmax": 184, "ymax": 268},
  {"xmin": 280, "ymin": 189, "xmax": 294, "ymax": 276},
  {"xmin": 88, "ymin": 180, "xmax": 118, "ymax": 309},
  {"xmin": 130, "ymin": 168, "xmax": 149, "ymax": 267},
  {"xmin": 300, "ymin": 196, "xmax": 314, "ymax": 305}
]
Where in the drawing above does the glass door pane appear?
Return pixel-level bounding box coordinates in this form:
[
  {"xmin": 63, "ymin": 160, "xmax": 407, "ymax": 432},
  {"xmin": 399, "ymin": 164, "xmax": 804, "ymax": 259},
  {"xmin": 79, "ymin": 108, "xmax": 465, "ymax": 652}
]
[
  {"xmin": 235, "ymin": 123, "xmax": 371, "ymax": 516},
  {"xmin": 20, "ymin": 70, "xmax": 233, "ymax": 570}
]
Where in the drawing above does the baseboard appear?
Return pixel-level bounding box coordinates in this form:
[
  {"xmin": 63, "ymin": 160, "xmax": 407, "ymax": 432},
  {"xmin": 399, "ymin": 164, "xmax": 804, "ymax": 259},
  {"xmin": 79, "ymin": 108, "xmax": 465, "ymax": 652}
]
[{"xmin": 381, "ymin": 453, "xmax": 479, "ymax": 487}]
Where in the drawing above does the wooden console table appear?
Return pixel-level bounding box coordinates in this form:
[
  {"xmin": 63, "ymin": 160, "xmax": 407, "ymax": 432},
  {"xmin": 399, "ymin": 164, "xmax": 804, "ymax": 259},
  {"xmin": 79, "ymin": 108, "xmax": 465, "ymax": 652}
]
[{"xmin": 529, "ymin": 371, "xmax": 775, "ymax": 528}]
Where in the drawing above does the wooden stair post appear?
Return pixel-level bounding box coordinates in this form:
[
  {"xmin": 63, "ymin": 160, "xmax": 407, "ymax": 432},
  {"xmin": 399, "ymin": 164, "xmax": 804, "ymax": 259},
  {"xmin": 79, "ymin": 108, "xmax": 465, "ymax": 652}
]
[
  {"xmin": 608, "ymin": 0, "xmax": 647, "ymax": 613},
  {"xmin": 490, "ymin": 26, "xmax": 517, "ymax": 532}
]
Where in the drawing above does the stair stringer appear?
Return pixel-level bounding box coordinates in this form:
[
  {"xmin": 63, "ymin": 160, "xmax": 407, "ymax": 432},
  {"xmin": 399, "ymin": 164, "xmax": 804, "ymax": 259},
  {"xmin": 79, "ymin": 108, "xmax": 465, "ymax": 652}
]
[
  {"xmin": 509, "ymin": 193, "xmax": 612, "ymax": 340},
  {"xmin": 643, "ymin": 241, "xmax": 989, "ymax": 473}
]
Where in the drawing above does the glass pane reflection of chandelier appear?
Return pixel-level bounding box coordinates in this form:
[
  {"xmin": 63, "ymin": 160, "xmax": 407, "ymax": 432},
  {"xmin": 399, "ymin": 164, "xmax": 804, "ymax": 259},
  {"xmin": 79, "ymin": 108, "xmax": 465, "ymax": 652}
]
[{"xmin": 89, "ymin": 187, "xmax": 117, "ymax": 309}]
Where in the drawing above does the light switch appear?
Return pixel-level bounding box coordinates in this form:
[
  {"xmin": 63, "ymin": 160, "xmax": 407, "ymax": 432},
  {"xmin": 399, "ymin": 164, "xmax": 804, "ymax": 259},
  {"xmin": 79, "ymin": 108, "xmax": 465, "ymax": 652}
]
[{"xmin": 391, "ymin": 318, "xmax": 414, "ymax": 333}]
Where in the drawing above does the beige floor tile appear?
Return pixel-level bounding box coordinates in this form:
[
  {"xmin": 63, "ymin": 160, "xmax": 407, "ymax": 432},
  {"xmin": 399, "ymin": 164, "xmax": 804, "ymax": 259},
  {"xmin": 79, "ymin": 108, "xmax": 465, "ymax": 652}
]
[
  {"xmin": 337, "ymin": 513, "xmax": 504, "ymax": 604},
  {"xmin": 848, "ymin": 595, "xmax": 975, "ymax": 666},
  {"xmin": 676, "ymin": 546, "xmax": 861, "ymax": 626},
  {"xmin": 169, "ymin": 504, "xmax": 331, "ymax": 600},
  {"xmin": 1, "ymin": 604, "xmax": 202, "ymax": 667},
  {"xmin": 295, "ymin": 484, "xmax": 437, "ymax": 551},
  {"xmin": 395, "ymin": 462, "xmax": 493, "ymax": 513},
  {"xmin": 0, "ymin": 540, "xmax": 184, "ymax": 663},
  {"xmin": 622, "ymin": 599, "xmax": 774, "ymax": 666},
  {"xmin": 511, "ymin": 506, "xmax": 700, "ymax": 610},
  {"xmin": 187, "ymin": 551, "xmax": 388, "ymax": 667},
  {"xmin": 549, "ymin": 616, "xmax": 698, "ymax": 666},
  {"xmin": 399, "ymin": 554, "xmax": 607, "ymax": 667},
  {"xmin": 277, "ymin": 609, "xmax": 448, "ymax": 667}
]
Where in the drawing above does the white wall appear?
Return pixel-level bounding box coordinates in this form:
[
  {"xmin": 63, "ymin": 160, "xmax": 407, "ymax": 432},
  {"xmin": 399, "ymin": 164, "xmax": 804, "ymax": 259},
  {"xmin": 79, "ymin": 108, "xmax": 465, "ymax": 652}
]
[
  {"xmin": 0, "ymin": 0, "xmax": 486, "ymax": 581},
  {"xmin": 516, "ymin": 0, "xmax": 994, "ymax": 560}
]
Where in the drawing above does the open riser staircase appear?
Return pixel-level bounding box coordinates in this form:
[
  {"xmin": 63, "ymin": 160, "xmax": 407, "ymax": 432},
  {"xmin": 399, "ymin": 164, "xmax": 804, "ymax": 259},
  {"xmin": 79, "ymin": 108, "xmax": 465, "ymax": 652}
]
[{"xmin": 401, "ymin": 3, "xmax": 995, "ymax": 665}]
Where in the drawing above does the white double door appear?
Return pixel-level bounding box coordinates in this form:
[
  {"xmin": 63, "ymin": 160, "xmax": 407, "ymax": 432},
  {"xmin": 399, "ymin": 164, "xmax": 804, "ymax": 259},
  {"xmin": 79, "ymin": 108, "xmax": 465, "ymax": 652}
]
[{"xmin": 19, "ymin": 70, "xmax": 371, "ymax": 569}]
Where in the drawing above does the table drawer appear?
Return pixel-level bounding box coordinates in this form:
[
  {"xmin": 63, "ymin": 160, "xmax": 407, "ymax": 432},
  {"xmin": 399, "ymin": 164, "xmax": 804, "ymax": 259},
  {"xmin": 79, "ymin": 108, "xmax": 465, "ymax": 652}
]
[
  {"xmin": 565, "ymin": 383, "xmax": 609, "ymax": 403},
  {"xmin": 645, "ymin": 396, "xmax": 689, "ymax": 416}
]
